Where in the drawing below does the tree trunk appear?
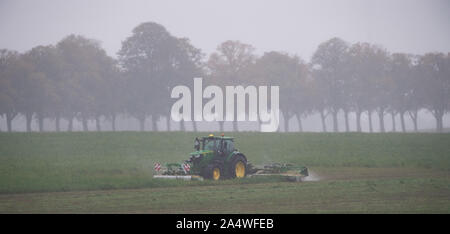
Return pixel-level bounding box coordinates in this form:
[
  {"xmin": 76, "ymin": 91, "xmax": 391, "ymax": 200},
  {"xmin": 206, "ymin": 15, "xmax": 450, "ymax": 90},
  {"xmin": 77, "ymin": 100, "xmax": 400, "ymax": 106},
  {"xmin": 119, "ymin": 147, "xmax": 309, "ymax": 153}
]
[
  {"xmin": 193, "ymin": 121, "xmax": 198, "ymax": 132},
  {"xmin": 219, "ymin": 121, "xmax": 224, "ymax": 132},
  {"xmin": 285, "ymin": 115, "xmax": 290, "ymax": 132},
  {"xmin": 111, "ymin": 114, "xmax": 116, "ymax": 132},
  {"xmin": 367, "ymin": 110, "xmax": 373, "ymax": 133},
  {"xmin": 297, "ymin": 114, "xmax": 303, "ymax": 132},
  {"xmin": 436, "ymin": 116, "xmax": 443, "ymax": 133},
  {"xmin": 408, "ymin": 110, "xmax": 418, "ymax": 132},
  {"xmin": 166, "ymin": 116, "xmax": 170, "ymax": 132},
  {"xmin": 332, "ymin": 110, "xmax": 339, "ymax": 133},
  {"xmin": 139, "ymin": 116, "xmax": 146, "ymax": 132},
  {"xmin": 378, "ymin": 109, "xmax": 385, "ymax": 133},
  {"xmin": 95, "ymin": 116, "xmax": 101, "ymax": 132},
  {"xmin": 180, "ymin": 119, "xmax": 185, "ymax": 132},
  {"xmin": 151, "ymin": 115, "xmax": 157, "ymax": 131},
  {"xmin": 320, "ymin": 110, "xmax": 327, "ymax": 133},
  {"xmin": 344, "ymin": 110, "xmax": 349, "ymax": 132},
  {"xmin": 37, "ymin": 113, "xmax": 44, "ymax": 132},
  {"xmin": 82, "ymin": 116, "xmax": 88, "ymax": 132},
  {"xmin": 55, "ymin": 114, "xmax": 61, "ymax": 132},
  {"xmin": 233, "ymin": 121, "xmax": 238, "ymax": 132},
  {"xmin": 391, "ymin": 112, "xmax": 396, "ymax": 132},
  {"xmin": 413, "ymin": 118, "xmax": 418, "ymax": 132},
  {"xmin": 434, "ymin": 110, "xmax": 444, "ymax": 133},
  {"xmin": 233, "ymin": 107, "xmax": 239, "ymax": 132},
  {"xmin": 356, "ymin": 110, "xmax": 362, "ymax": 132},
  {"xmin": 6, "ymin": 112, "xmax": 16, "ymax": 132},
  {"xmin": 68, "ymin": 116, "xmax": 74, "ymax": 132},
  {"xmin": 25, "ymin": 112, "xmax": 33, "ymax": 132},
  {"xmin": 400, "ymin": 112, "xmax": 406, "ymax": 133}
]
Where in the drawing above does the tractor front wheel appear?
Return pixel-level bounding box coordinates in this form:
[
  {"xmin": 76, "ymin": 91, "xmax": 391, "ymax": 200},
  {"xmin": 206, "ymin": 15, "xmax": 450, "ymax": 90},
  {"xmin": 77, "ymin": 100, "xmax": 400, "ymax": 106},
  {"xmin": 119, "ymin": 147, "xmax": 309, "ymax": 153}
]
[{"xmin": 203, "ymin": 164, "xmax": 223, "ymax": 181}]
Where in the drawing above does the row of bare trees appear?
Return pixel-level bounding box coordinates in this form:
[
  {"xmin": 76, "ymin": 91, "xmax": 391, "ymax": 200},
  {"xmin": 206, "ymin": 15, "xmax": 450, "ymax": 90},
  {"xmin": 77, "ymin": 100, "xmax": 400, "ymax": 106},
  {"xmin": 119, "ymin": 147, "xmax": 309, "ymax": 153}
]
[
  {"xmin": 310, "ymin": 38, "xmax": 449, "ymax": 133},
  {"xmin": 1, "ymin": 22, "xmax": 449, "ymax": 132}
]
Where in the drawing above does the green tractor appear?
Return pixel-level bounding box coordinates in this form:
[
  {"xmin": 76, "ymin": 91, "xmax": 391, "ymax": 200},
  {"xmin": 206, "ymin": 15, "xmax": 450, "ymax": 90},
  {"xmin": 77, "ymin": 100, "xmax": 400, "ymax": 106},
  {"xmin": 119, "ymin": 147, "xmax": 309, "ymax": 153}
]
[
  {"xmin": 189, "ymin": 134, "xmax": 247, "ymax": 180},
  {"xmin": 153, "ymin": 134, "xmax": 309, "ymax": 181}
]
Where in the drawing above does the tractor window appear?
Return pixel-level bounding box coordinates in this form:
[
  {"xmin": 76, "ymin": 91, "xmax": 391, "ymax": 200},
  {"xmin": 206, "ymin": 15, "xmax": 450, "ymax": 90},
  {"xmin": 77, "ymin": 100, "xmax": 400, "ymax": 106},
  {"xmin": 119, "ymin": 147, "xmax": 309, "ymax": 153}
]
[
  {"xmin": 226, "ymin": 141, "xmax": 234, "ymax": 153},
  {"xmin": 223, "ymin": 141, "xmax": 227, "ymax": 151},
  {"xmin": 203, "ymin": 139, "xmax": 218, "ymax": 151}
]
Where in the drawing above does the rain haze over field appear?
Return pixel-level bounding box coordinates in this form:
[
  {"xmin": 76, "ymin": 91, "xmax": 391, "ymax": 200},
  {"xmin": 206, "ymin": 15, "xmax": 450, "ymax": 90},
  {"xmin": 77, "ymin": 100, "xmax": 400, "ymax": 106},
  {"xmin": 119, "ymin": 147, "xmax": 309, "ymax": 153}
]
[{"xmin": 0, "ymin": 0, "xmax": 449, "ymax": 132}]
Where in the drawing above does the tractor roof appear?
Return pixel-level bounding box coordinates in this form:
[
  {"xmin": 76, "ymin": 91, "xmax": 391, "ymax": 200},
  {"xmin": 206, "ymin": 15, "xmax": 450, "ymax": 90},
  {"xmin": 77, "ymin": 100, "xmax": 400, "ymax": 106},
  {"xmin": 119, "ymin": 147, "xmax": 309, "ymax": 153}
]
[{"xmin": 202, "ymin": 135, "xmax": 234, "ymax": 140}]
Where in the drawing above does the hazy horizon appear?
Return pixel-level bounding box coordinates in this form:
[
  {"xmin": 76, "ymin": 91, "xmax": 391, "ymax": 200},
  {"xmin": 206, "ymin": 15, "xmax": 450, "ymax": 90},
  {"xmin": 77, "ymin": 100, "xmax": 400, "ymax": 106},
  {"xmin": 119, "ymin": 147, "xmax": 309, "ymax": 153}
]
[{"xmin": 1, "ymin": 0, "xmax": 449, "ymax": 61}]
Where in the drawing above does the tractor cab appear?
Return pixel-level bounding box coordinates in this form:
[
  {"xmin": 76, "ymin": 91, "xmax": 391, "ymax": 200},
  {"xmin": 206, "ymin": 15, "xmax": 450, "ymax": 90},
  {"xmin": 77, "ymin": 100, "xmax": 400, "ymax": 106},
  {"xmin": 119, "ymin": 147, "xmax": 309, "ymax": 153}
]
[{"xmin": 200, "ymin": 134, "xmax": 235, "ymax": 156}]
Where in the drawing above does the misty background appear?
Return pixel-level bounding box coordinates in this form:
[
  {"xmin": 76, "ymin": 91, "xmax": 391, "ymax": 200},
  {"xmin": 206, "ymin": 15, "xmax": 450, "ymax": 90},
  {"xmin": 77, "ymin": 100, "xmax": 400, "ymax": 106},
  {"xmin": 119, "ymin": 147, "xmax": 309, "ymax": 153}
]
[{"xmin": 0, "ymin": 0, "xmax": 449, "ymax": 132}]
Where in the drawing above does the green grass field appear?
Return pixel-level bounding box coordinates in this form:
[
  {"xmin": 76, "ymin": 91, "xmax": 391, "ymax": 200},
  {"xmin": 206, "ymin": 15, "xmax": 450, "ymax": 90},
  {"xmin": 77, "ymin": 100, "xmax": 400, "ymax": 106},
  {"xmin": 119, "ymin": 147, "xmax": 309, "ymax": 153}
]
[{"xmin": 0, "ymin": 132, "xmax": 449, "ymax": 213}]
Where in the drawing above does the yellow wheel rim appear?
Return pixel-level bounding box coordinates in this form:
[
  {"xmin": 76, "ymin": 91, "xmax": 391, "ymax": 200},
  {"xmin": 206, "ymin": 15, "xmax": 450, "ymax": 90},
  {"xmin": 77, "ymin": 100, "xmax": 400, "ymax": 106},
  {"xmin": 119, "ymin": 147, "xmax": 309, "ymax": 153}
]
[
  {"xmin": 213, "ymin": 168, "xmax": 220, "ymax": 180},
  {"xmin": 235, "ymin": 161, "xmax": 245, "ymax": 178}
]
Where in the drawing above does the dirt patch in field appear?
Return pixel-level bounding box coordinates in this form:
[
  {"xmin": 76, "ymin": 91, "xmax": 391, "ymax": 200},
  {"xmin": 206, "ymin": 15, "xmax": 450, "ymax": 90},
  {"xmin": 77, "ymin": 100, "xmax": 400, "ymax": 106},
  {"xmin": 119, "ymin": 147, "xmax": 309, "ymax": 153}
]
[{"xmin": 303, "ymin": 170, "xmax": 321, "ymax": 181}]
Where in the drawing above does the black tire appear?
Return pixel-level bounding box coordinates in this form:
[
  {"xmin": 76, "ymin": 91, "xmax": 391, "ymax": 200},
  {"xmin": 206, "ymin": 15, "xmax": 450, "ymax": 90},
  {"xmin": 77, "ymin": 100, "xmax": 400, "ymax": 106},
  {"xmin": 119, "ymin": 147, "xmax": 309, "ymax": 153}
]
[
  {"xmin": 202, "ymin": 163, "xmax": 223, "ymax": 180},
  {"xmin": 229, "ymin": 154, "xmax": 247, "ymax": 179}
]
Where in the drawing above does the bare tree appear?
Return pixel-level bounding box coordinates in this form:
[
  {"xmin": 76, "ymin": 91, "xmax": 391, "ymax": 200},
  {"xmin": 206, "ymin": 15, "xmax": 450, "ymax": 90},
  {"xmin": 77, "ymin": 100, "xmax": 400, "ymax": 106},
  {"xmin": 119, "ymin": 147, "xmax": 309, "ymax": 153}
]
[
  {"xmin": 207, "ymin": 40, "xmax": 256, "ymax": 132},
  {"xmin": 0, "ymin": 49, "xmax": 20, "ymax": 132},
  {"xmin": 311, "ymin": 37, "xmax": 351, "ymax": 132},
  {"xmin": 418, "ymin": 53, "xmax": 449, "ymax": 132}
]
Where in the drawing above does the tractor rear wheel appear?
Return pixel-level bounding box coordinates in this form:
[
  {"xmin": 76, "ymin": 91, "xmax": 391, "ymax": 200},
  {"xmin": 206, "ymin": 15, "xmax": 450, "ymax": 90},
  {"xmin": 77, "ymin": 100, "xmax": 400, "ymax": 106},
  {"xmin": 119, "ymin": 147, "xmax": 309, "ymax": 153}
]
[
  {"xmin": 230, "ymin": 155, "xmax": 247, "ymax": 178},
  {"xmin": 203, "ymin": 163, "xmax": 223, "ymax": 181}
]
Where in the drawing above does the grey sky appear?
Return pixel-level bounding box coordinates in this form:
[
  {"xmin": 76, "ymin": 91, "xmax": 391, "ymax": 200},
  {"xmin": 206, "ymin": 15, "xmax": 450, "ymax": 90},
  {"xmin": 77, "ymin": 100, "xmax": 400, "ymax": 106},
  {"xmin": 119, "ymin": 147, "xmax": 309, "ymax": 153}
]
[{"xmin": 0, "ymin": 0, "xmax": 449, "ymax": 61}]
